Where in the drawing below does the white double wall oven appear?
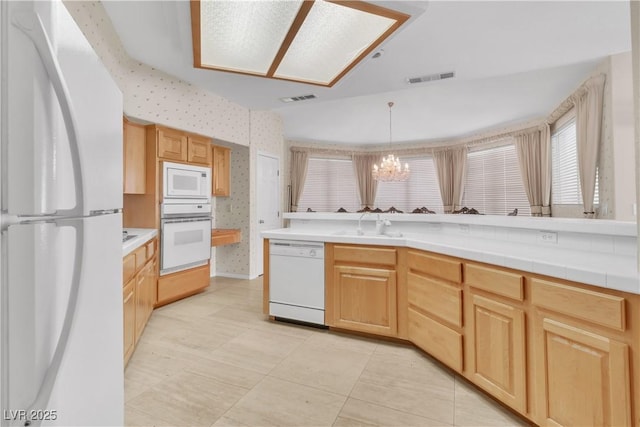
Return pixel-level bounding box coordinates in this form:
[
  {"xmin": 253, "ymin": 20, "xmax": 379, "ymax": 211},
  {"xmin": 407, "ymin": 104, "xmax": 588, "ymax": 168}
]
[{"xmin": 160, "ymin": 162, "xmax": 212, "ymax": 275}]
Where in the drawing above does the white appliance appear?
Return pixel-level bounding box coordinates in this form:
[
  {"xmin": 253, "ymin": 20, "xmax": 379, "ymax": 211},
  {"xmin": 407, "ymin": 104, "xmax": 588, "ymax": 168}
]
[
  {"xmin": 0, "ymin": 1, "xmax": 124, "ymax": 426},
  {"xmin": 269, "ymin": 240, "xmax": 325, "ymax": 325},
  {"xmin": 160, "ymin": 203, "xmax": 211, "ymax": 276},
  {"xmin": 162, "ymin": 161, "xmax": 211, "ymax": 202}
]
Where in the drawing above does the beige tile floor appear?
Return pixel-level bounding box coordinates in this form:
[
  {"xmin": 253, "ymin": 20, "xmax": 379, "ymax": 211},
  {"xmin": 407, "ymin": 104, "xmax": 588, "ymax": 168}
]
[{"xmin": 125, "ymin": 276, "xmax": 530, "ymax": 427}]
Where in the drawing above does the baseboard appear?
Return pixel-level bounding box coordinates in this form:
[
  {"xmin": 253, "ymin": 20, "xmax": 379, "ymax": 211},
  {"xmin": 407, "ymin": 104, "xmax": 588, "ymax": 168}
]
[{"xmin": 214, "ymin": 272, "xmax": 254, "ymax": 280}]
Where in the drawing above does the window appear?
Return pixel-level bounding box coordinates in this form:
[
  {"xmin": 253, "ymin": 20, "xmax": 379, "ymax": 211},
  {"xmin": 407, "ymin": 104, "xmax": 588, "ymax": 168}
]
[
  {"xmin": 375, "ymin": 157, "xmax": 443, "ymax": 213},
  {"xmin": 297, "ymin": 158, "xmax": 360, "ymax": 212},
  {"xmin": 551, "ymin": 117, "xmax": 599, "ymax": 206},
  {"xmin": 462, "ymin": 144, "xmax": 531, "ymax": 216}
]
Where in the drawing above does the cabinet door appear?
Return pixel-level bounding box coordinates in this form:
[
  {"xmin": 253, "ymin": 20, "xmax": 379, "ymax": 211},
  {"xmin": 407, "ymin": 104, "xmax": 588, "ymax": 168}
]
[
  {"xmin": 134, "ymin": 270, "xmax": 146, "ymax": 341},
  {"xmin": 157, "ymin": 128, "xmax": 187, "ymax": 161},
  {"xmin": 330, "ymin": 265, "xmax": 397, "ymax": 336},
  {"xmin": 212, "ymin": 145, "xmax": 230, "ymax": 196},
  {"xmin": 123, "ymin": 278, "xmax": 136, "ymax": 364},
  {"xmin": 534, "ymin": 317, "xmax": 631, "ymax": 427},
  {"xmin": 123, "ymin": 120, "xmax": 146, "ymax": 194},
  {"xmin": 467, "ymin": 293, "xmax": 527, "ymax": 413},
  {"xmin": 187, "ymin": 136, "xmax": 211, "ymax": 165}
]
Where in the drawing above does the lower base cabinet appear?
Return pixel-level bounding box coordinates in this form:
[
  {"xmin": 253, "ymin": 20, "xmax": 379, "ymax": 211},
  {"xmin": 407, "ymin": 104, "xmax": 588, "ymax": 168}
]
[
  {"xmin": 317, "ymin": 243, "xmax": 640, "ymax": 426},
  {"xmin": 466, "ymin": 293, "xmax": 527, "ymax": 414},
  {"xmin": 534, "ymin": 316, "xmax": 631, "ymax": 426},
  {"xmin": 123, "ymin": 279, "xmax": 135, "ymax": 362},
  {"xmin": 156, "ymin": 263, "xmax": 210, "ymax": 306},
  {"xmin": 123, "ymin": 237, "xmax": 158, "ymax": 366},
  {"xmin": 330, "ymin": 265, "xmax": 397, "ymax": 336}
]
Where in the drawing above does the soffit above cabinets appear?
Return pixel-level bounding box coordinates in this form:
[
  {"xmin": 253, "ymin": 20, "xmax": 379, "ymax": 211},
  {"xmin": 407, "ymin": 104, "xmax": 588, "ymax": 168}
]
[{"xmin": 190, "ymin": 0, "xmax": 410, "ymax": 87}]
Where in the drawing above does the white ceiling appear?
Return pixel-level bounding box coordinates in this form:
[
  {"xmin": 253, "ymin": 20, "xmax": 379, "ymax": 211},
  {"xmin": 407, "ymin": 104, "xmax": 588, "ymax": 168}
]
[{"xmin": 102, "ymin": 1, "xmax": 631, "ymax": 145}]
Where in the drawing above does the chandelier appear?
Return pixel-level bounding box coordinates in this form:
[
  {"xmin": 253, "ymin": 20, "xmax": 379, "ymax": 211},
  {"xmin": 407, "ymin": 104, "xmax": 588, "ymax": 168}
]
[{"xmin": 372, "ymin": 102, "xmax": 410, "ymax": 182}]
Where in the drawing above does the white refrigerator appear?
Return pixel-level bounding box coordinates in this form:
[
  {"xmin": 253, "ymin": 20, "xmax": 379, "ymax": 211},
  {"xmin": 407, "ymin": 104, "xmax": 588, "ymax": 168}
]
[{"xmin": 0, "ymin": 1, "xmax": 124, "ymax": 426}]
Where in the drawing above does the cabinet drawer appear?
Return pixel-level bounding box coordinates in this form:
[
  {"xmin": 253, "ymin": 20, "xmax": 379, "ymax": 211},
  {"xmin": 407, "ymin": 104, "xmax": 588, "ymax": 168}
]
[
  {"xmin": 123, "ymin": 253, "xmax": 136, "ymax": 284},
  {"xmin": 333, "ymin": 245, "xmax": 396, "ymax": 266},
  {"xmin": 408, "ymin": 272, "xmax": 462, "ymax": 328},
  {"xmin": 408, "ymin": 307, "xmax": 463, "ymax": 372},
  {"xmin": 465, "ymin": 263, "xmax": 524, "ymax": 301},
  {"xmin": 408, "ymin": 251, "xmax": 462, "ymax": 283},
  {"xmin": 531, "ymin": 278, "xmax": 625, "ymax": 331},
  {"xmin": 134, "ymin": 245, "xmax": 147, "ymax": 271}
]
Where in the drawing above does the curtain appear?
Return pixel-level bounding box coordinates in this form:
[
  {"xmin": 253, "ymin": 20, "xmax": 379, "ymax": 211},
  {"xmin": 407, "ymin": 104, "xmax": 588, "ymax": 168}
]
[
  {"xmin": 352, "ymin": 154, "xmax": 382, "ymax": 208},
  {"xmin": 433, "ymin": 147, "xmax": 468, "ymax": 213},
  {"xmin": 573, "ymin": 74, "xmax": 605, "ymax": 218},
  {"xmin": 515, "ymin": 126, "xmax": 552, "ymax": 216},
  {"xmin": 290, "ymin": 150, "xmax": 308, "ymax": 212}
]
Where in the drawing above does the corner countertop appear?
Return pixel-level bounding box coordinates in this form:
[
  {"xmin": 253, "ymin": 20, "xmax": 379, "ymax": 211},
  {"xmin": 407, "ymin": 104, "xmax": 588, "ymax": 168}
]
[
  {"xmin": 262, "ymin": 228, "xmax": 640, "ymax": 295},
  {"xmin": 123, "ymin": 228, "xmax": 158, "ymax": 257}
]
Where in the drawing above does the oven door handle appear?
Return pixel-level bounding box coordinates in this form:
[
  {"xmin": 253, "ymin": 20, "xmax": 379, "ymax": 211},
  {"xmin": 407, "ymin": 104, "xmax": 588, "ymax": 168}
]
[{"xmin": 162, "ymin": 217, "xmax": 212, "ymax": 225}]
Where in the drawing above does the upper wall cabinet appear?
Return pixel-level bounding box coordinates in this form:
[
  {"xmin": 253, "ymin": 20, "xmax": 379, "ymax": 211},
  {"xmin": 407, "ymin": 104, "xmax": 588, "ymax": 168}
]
[
  {"xmin": 187, "ymin": 135, "xmax": 212, "ymax": 165},
  {"xmin": 123, "ymin": 119, "xmax": 146, "ymax": 194},
  {"xmin": 211, "ymin": 145, "xmax": 230, "ymax": 196},
  {"xmin": 157, "ymin": 127, "xmax": 188, "ymax": 162},
  {"xmin": 156, "ymin": 126, "xmax": 211, "ymax": 166}
]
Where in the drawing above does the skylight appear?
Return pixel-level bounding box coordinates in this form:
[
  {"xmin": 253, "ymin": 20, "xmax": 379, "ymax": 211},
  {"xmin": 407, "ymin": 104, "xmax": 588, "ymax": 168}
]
[{"xmin": 191, "ymin": 0, "xmax": 409, "ymax": 87}]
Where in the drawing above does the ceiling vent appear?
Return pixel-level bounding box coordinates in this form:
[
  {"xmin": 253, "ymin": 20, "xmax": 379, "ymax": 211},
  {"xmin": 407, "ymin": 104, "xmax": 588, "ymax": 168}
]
[
  {"xmin": 406, "ymin": 71, "xmax": 455, "ymax": 84},
  {"xmin": 280, "ymin": 94, "xmax": 317, "ymax": 103}
]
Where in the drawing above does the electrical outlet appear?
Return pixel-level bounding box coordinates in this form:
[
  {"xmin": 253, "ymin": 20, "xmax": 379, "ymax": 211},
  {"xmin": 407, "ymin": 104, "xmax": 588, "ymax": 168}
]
[
  {"xmin": 538, "ymin": 230, "xmax": 558, "ymax": 244},
  {"xmin": 227, "ymin": 204, "xmax": 233, "ymax": 213},
  {"xmin": 633, "ymin": 203, "xmax": 637, "ymax": 216},
  {"xmin": 458, "ymin": 224, "xmax": 470, "ymax": 233}
]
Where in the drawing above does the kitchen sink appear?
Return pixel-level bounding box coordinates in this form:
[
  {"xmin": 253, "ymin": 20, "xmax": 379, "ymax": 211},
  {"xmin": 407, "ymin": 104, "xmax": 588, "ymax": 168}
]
[{"xmin": 122, "ymin": 234, "xmax": 138, "ymax": 243}]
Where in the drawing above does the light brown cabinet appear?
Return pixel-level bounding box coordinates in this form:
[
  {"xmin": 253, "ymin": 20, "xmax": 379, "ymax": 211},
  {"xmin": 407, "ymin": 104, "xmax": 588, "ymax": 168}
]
[
  {"xmin": 123, "ymin": 119, "xmax": 146, "ymax": 194},
  {"xmin": 407, "ymin": 250, "xmax": 463, "ymax": 371},
  {"xmin": 187, "ymin": 135, "xmax": 211, "ymax": 165},
  {"xmin": 157, "ymin": 127, "xmax": 212, "ymax": 166},
  {"xmin": 531, "ymin": 278, "xmax": 632, "ymax": 426},
  {"xmin": 123, "ymin": 237, "xmax": 158, "ymax": 366},
  {"xmin": 211, "ymin": 145, "xmax": 230, "ymax": 196},
  {"xmin": 123, "ymin": 278, "xmax": 135, "ymax": 363},
  {"xmin": 157, "ymin": 127, "xmax": 187, "ymax": 162},
  {"xmin": 326, "ymin": 244, "xmax": 397, "ymax": 337},
  {"xmin": 465, "ymin": 263, "xmax": 527, "ymax": 414},
  {"xmin": 271, "ymin": 242, "xmax": 640, "ymax": 426}
]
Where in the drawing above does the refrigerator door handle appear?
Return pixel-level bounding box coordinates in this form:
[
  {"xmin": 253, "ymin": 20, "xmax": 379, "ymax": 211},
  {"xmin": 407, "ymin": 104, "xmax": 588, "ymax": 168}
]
[
  {"xmin": 24, "ymin": 219, "xmax": 85, "ymax": 427},
  {"xmin": 11, "ymin": 10, "xmax": 85, "ymax": 218}
]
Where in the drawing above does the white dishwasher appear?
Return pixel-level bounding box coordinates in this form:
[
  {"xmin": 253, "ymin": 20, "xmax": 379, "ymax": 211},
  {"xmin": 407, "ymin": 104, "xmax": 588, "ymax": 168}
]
[{"xmin": 269, "ymin": 240, "xmax": 325, "ymax": 325}]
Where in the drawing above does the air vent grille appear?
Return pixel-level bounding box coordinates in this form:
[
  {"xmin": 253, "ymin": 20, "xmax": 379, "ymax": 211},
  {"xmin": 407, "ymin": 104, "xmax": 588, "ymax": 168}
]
[
  {"xmin": 406, "ymin": 71, "xmax": 455, "ymax": 84},
  {"xmin": 280, "ymin": 94, "xmax": 317, "ymax": 103}
]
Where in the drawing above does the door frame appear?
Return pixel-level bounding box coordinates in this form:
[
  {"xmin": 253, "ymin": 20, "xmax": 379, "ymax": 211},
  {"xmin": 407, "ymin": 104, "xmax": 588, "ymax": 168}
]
[{"xmin": 255, "ymin": 150, "xmax": 280, "ymax": 277}]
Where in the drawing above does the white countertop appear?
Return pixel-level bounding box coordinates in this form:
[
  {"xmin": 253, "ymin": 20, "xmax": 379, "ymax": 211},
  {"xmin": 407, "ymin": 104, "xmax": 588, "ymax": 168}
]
[
  {"xmin": 123, "ymin": 228, "xmax": 158, "ymax": 256},
  {"xmin": 262, "ymin": 228, "xmax": 640, "ymax": 295}
]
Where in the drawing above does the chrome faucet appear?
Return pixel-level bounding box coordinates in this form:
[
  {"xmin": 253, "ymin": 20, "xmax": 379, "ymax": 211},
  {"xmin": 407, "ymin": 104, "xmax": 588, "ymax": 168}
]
[
  {"xmin": 376, "ymin": 214, "xmax": 391, "ymax": 235},
  {"xmin": 357, "ymin": 212, "xmax": 369, "ymax": 235}
]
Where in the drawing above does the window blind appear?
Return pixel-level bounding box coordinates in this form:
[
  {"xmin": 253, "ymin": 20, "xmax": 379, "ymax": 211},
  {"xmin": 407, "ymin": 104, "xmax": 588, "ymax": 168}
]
[
  {"xmin": 375, "ymin": 157, "xmax": 443, "ymax": 213},
  {"xmin": 462, "ymin": 144, "xmax": 531, "ymax": 216},
  {"xmin": 551, "ymin": 118, "xmax": 599, "ymax": 205},
  {"xmin": 297, "ymin": 158, "xmax": 360, "ymax": 212}
]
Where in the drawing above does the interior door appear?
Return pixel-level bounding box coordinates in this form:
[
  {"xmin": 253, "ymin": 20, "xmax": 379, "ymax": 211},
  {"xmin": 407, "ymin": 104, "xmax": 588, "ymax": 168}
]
[{"xmin": 256, "ymin": 152, "xmax": 280, "ymax": 276}]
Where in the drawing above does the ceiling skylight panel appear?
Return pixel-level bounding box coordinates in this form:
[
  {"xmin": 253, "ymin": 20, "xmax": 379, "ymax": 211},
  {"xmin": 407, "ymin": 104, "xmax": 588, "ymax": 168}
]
[
  {"xmin": 198, "ymin": 0, "xmax": 302, "ymax": 75},
  {"xmin": 273, "ymin": 1, "xmax": 397, "ymax": 85}
]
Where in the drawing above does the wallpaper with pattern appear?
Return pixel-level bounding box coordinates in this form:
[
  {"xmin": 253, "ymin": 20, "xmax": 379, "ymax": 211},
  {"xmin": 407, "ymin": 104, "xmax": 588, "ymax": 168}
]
[{"xmin": 64, "ymin": 2, "xmax": 284, "ymax": 278}]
